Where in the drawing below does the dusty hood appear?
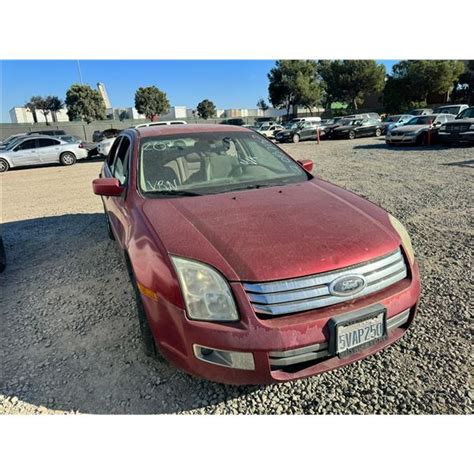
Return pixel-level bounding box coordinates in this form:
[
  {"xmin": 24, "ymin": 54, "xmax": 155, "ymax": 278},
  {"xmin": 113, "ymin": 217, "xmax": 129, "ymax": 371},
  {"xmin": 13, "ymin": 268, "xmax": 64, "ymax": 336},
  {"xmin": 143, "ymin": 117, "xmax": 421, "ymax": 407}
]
[
  {"xmin": 141, "ymin": 179, "xmax": 401, "ymax": 282},
  {"xmin": 391, "ymin": 124, "xmax": 427, "ymax": 133}
]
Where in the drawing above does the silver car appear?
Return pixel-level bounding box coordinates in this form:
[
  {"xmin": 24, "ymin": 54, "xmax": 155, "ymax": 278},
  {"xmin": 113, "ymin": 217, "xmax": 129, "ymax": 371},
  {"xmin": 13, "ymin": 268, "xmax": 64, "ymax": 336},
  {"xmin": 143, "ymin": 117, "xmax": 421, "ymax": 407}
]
[
  {"xmin": 0, "ymin": 135, "xmax": 88, "ymax": 173},
  {"xmin": 385, "ymin": 114, "xmax": 455, "ymax": 145}
]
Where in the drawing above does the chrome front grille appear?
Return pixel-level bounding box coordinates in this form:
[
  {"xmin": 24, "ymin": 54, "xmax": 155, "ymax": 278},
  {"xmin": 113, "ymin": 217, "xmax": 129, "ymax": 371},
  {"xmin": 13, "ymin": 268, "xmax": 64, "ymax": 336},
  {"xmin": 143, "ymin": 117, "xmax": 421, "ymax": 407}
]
[
  {"xmin": 269, "ymin": 308, "xmax": 411, "ymax": 370},
  {"xmin": 446, "ymin": 123, "xmax": 470, "ymax": 132},
  {"xmin": 243, "ymin": 249, "xmax": 407, "ymax": 317}
]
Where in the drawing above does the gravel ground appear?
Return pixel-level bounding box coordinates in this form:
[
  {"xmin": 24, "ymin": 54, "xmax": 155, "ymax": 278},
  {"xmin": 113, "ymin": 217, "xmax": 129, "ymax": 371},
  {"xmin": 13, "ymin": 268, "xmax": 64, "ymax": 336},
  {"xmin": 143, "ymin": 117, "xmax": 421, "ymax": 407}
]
[{"xmin": 0, "ymin": 138, "xmax": 472, "ymax": 414}]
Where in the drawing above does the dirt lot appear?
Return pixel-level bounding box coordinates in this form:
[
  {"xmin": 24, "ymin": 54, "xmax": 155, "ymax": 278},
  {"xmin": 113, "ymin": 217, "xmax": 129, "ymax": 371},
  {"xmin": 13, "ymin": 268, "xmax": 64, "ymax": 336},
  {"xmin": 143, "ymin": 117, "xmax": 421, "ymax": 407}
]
[{"xmin": 0, "ymin": 137, "xmax": 472, "ymax": 414}]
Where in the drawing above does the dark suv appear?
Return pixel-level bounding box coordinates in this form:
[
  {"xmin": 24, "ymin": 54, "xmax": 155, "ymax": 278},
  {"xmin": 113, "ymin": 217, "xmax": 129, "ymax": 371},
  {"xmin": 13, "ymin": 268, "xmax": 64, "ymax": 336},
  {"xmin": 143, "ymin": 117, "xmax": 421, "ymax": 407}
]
[{"xmin": 438, "ymin": 107, "xmax": 474, "ymax": 144}]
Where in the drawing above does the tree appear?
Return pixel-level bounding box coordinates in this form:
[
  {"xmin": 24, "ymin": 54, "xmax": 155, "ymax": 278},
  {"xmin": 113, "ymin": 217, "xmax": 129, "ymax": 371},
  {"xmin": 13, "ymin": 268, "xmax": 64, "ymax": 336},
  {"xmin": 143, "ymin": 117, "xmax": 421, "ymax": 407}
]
[
  {"xmin": 65, "ymin": 84, "xmax": 107, "ymax": 123},
  {"xmin": 196, "ymin": 99, "xmax": 217, "ymax": 119},
  {"xmin": 24, "ymin": 95, "xmax": 63, "ymax": 125},
  {"xmin": 119, "ymin": 110, "xmax": 129, "ymax": 121},
  {"xmin": 383, "ymin": 60, "xmax": 465, "ymax": 112},
  {"xmin": 447, "ymin": 61, "xmax": 473, "ymax": 105},
  {"xmin": 25, "ymin": 96, "xmax": 42, "ymax": 123},
  {"xmin": 268, "ymin": 60, "xmax": 320, "ymax": 118},
  {"xmin": 256, "ymin": 98, "xmax": 269, "ymax": 117},
  {"xmin": 46, "ymin": 96, "xmax": 64, "ymax": 122},
  {"xmin": 134, "ymin": 86, "xmax": 170, "ymax": 121}
]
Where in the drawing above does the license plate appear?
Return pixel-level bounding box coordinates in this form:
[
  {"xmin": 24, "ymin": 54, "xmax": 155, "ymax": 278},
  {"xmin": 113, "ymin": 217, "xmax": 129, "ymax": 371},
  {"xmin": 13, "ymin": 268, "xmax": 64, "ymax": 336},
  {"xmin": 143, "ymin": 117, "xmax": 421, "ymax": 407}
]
[{"xmin": 330, "ymin": 308, "xmax": 387, "ymax": 357}]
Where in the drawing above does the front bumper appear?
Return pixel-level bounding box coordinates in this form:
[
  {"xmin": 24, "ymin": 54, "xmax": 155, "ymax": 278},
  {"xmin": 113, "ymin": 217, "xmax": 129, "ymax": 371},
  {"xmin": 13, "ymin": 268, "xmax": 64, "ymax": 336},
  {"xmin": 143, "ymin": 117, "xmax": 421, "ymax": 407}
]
[
  {"xmin": 142, "ymin": 261, "xmax": 421, "ymax": 385},
  {"xmin": 438, "ymin": 131, "xmax": 474, "ymax": 143},
  {"xmin": 385, "ymin": 135, "xmax": 417, "ymax": 144}
]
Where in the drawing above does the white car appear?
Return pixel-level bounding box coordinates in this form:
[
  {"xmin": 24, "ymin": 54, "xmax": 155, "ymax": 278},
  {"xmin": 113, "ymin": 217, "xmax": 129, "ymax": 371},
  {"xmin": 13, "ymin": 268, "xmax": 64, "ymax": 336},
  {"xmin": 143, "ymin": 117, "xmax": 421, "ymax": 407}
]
[
  {"xmin": 0, "ymin": 135, "xmax": 88, "ymax": 173},
  {"xmin": 385, "ymin": 114, "xmax": 455, "ymax": 145},
  {"xmin": 97, "ymin": 137, "xmax": 117, "ymax": 157},
  {"xmin": 257, "ymin": 124, "xmax": 284, "ymax": 138}
]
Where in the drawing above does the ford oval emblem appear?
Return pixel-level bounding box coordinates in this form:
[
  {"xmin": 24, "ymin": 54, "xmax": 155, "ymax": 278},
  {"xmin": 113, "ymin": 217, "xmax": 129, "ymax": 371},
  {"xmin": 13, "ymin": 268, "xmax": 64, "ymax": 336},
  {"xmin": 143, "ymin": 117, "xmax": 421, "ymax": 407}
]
[{"xmin": 329, "ymin": 275, "xmax": 366, "ymax": 297}]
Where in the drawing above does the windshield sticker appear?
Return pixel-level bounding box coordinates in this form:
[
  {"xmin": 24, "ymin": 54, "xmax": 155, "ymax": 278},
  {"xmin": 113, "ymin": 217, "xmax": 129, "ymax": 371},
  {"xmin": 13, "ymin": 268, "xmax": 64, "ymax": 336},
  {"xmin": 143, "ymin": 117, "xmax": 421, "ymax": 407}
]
[{"xmin": 146, "ymin": 179, "xmax": 179, "ymax": 191}]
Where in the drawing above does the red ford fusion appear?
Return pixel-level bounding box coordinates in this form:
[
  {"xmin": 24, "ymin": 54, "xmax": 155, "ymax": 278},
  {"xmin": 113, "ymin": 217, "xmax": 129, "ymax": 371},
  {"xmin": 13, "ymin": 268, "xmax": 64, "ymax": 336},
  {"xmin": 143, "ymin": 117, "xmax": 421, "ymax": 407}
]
[{"xmin": 92, "ymin": 124, "xmax": 421, "ymax": 385}]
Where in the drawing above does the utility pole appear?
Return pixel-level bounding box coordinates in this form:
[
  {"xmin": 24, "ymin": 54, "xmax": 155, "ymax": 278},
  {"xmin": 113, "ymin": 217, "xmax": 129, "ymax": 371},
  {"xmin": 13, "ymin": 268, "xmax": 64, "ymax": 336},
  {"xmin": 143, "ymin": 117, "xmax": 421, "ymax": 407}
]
[{"xmin": 76, "ymin": 60, "xmax": 84, "ymax": 84}]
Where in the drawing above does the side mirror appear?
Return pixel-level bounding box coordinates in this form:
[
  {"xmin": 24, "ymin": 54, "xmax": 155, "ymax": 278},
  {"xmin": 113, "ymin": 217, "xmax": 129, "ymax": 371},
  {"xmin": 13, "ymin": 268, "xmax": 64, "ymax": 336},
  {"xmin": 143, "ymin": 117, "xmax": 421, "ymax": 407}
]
[
  {"xmin": 298, "ymin": 159, "xmax": 314, "ymax": 173},
  {"xmin": 92, "ymin": 177, "xmax": 124, "ymax": 197}
]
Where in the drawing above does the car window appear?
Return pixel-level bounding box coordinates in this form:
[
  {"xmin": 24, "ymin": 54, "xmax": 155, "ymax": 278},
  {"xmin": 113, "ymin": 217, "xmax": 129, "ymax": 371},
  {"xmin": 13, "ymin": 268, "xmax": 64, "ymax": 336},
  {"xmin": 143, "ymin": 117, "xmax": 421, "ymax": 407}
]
[
  {"xmin": 112, "ymin": 137, "xmax": 131, "ymax": 185},
  {"xmin": 106, "ymin": 137, "xmax": 122, "ymax": 170},
  {"xmin": 139, "ymin": 131, "xmax": 308, "ymax": 196},
  {"xmin": 37, "ymin": 138, "xmax": 60, "ymax": 148},
  {"xmin": 15, "ymin": 139, "xmax": 37, "ymax": 150}
]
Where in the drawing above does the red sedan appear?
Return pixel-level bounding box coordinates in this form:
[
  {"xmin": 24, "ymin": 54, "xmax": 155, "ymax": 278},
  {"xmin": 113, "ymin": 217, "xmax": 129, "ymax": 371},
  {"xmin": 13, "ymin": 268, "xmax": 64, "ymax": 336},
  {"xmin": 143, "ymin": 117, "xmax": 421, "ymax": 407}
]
[{"xmin": 93, "ymin": 124, "xmax": 421, "ymax": 385}]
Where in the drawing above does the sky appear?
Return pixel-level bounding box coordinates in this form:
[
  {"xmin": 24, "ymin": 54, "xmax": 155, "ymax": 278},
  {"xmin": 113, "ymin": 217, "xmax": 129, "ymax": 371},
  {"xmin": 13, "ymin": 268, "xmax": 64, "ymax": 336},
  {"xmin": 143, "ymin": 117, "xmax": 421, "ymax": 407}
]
[{"xmin": 1, "ymin": 60, "xmax": 398, "ymax": 123}]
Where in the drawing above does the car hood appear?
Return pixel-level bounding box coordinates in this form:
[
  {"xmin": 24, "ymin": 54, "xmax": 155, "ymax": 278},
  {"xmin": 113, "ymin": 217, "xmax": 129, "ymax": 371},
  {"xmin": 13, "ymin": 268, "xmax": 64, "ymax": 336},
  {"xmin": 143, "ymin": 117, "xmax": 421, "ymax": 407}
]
[
  {"xmin": 390, "ymin": 124, "xmax": 426, "ymax": 133},
  {"xmin": 141, "ymin": 179, "xmax": 401, "ymax": 282}
]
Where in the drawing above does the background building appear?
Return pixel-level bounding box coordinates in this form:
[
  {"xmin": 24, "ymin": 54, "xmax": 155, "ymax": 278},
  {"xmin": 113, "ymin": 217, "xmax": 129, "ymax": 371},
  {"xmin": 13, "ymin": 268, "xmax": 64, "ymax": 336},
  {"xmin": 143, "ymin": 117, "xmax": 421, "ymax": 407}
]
[
  {"xmin": 97, "ymin": 82, "xmax": 112, "ymax": 109},
  {"xmin": 9, "ymin": 107, "xmax": 69, "ymax": 124}
]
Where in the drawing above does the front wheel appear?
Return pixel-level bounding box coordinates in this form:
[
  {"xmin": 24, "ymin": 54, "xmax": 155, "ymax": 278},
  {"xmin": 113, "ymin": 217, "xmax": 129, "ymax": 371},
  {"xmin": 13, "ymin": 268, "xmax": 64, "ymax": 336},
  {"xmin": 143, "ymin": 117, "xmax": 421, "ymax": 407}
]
[
  {"xmin": 60, "ymin": 152, "xmax": 77, "ymax": 166},
  {"xmin": 0, "ymin": 158, "xmax": 10, "ymax": 173},
  {"xmin": 292, "ymin": 134, "xmax": 300, "ymax": 143},
  {"xmin": 348, "ymin": 130, "xmax": 356, "ymax": 139},
  {"xmin": 375, "ymin": 128, "xmax": 382, "ymax": 137},
  {"xmin": 416, "ymin": 133, "xmax": 427, "ymax": 146}
]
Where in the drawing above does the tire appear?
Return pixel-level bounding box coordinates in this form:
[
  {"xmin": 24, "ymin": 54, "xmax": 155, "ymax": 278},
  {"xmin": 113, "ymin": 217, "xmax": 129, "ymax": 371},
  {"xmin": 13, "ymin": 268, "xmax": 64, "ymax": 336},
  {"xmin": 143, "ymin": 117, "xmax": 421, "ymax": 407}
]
[
  {"xmin": 292, "ymin": 134, "xmax": 300, "ymax": 143},
  {"xmin": 0, "ymin": 158, "xmax": 9, "ymax": 173},
  {"xmin": 125, "ymin": 257, "xmax": 159, "ymax": 359},
  {"xmin": 348, "ymin": 131, "xmax": 356, "ymax": 140},
  {"xmin": 59, "ymin": 152, "xmax": 76, "ymax": 166},
  {"xmin": 375, "ymin": 128, "xmax": 382, "ymax": 137},
  {"xmin": 416, "ymin": 133, "xmax": 427, "ymax": 146}
]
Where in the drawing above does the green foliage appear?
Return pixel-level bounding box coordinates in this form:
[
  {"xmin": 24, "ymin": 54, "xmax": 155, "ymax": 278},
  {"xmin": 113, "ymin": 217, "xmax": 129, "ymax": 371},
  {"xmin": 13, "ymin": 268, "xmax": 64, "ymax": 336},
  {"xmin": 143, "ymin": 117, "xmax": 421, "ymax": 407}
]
[
  {"xmin": 318, "ymin": 60, "xmax": 385, "ymax": 111},
  {"xmin": 383, "ymin": 60, "xmax": 465, "ymax": 112},
  {"xmin": 451, "ymin": 61, "xmax": 474, "ymax": 105},
  {"xmin": 256, "ymin": 98, "xmax": 269, "ymax": 116},
  {"xmin": 119, "ymin": 110, "xmax": 129, "ymax": 121},
  {"xmin": 134, "ymin": 86, "xmax": 170, "ymax": 120},
  {"xmin": 196, "ymin": 99, "xmax": 217, "ymax": 119},
  {"xmin": 25, "ymin": 95, "xmax": 63, "ymax": 125},
  {"xmin": 268, "ymin": 60, "xmax": 321, "ymax": 117},
  {"xmin": 65, "ymin": 84, "xmax": 106, "ymax": 123}
]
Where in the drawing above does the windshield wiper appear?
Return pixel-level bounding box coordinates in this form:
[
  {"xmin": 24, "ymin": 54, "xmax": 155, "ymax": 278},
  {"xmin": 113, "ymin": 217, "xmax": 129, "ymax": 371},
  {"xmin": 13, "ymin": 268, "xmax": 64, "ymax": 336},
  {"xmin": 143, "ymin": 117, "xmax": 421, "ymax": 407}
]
[{"xmin": 147, "ymin": 190, "xmax": 203, "ymax": 197}]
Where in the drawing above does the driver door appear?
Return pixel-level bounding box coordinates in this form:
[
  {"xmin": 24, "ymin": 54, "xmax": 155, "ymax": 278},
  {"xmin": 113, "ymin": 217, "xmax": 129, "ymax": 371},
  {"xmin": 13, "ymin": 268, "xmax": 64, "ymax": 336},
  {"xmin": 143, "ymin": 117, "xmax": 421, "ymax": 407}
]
[{"xmin": 11, "ymin": 138, "xmax": 39, "ymax": 166}]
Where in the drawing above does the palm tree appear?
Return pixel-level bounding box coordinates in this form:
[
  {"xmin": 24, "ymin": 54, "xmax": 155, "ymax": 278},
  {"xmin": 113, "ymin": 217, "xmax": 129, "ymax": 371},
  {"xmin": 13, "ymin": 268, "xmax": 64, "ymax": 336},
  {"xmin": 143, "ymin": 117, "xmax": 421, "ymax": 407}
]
[{"xmin": 46, "ymin": 96, "xmax": 64, "ymax": 122}]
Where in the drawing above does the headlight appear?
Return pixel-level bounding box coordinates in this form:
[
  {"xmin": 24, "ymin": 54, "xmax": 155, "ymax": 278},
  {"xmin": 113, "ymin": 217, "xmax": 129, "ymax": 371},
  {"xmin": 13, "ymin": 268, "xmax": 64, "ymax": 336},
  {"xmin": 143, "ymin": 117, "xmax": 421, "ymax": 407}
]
[
  {"xmin": 388, "ymin": 215, "xmax": 415, "ymax": 264},
  {"xmin": 469, "ymin": 124, "xmax": 474, "ymax": 130},
  {"xmin": 439, "ymin": 124, "xmax": 447, "ymax": 130},
  {"xmin": 171, "ymin": 257, "xmax": 239, "ymax": 322}
]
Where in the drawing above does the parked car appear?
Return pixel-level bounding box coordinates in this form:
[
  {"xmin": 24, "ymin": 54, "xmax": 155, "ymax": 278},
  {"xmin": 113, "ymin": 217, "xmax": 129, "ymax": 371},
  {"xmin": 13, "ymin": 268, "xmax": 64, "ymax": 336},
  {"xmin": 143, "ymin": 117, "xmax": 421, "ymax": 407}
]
[
  {"xmin": 92, "ymin": 128, "xmax": 122, "ymax": 143},
  {"xmin": 0, "ymin": 135, "xmax": 88, "ymax": 172},
  {"xmin": 381, "ymin": 115, "xmax": 414, "ymax": 134},
  {"xmin": 92, "ymin": 124, "xmax": 420, "ymax": 385},
  {"xmin": 331, "ymin": 118, "xmax": 383, "ymax": 139},
  {"xmin": 406, "ymin": 108, "xmax": 433, "ymax": 116},
  {"xmin": 275, "ymin": 120, "xmax": 321, "ymax": 143},
  {"xmin": 28, "ymin": 129, "xmax": 67, "ymax": 137},
  {"xmin": 97, "ymin": 137, "xmax": 117, "ymax": 157},
  {"xmin": 438, "ymin": 107, "xmax": 474, "ymax": 145},
  {"xmin": 385, "ymin": 114, "xmax": 455, "ymax": 145},
  {"xmin": 220, "ymin": 118, "xmax": 246, "ymax": 126},
  {"xmin": 0, "ymin": 133, "xmax": 27, "ymax": 148},
  {"xmin": 257, "ymin": 123, "xmax": 284, "ymax": 138},
  {"xmin": 135, "ymin": 121, "xmax": 187, "ymax": 128},
  {"xmin": 432, "ymin": 104, "xmax": 469, "ymax": 116}
]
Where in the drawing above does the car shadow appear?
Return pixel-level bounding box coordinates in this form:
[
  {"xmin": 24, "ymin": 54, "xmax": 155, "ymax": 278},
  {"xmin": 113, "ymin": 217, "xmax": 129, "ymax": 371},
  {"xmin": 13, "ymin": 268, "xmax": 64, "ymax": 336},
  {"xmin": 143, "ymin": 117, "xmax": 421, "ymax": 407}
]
[
  {"xmin": 0, "ymin": 213, "xmax": 258, "ymax": 414},
  {"xmin": 442, "ymin": 159, "xmax": 474, "ymax": 168}
]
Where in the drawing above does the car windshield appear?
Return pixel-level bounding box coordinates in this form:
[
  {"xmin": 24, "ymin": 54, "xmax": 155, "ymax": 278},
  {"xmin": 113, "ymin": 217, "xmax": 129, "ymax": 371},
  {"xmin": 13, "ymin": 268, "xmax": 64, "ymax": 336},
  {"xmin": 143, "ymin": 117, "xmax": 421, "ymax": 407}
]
[
  {"xmin": 138, "ymin": 131, "xmax": 309, "ymax": 197},
  {"xmin": 406, "ymin": 116, "xmax": 436, "ymax": 125},
  {"xmin": 5, "ymin": 137, "xmax": 27, "ymax": 150},
  {"xmin": 383, "ymin": 115, "xmax": 400, "ymax": 123},
  {"xmin": 284, "ymin": 123, "xmax": 299, "ymax": 129},
  {"xmin": 259, "ymin": 125, "xmax": 271, "ymax": 131},
  {"xmin": 434, "ymin": 107, "xmax": 459, "ymax": 115},
  {"xmin": 457, "ymin": 108, "xmax": 474, "ymax": 119}
]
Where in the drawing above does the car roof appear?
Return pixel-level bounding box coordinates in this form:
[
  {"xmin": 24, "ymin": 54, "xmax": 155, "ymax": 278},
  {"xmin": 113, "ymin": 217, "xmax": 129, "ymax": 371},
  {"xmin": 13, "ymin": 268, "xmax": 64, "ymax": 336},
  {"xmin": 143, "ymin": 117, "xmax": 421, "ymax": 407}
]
[{"xmin": 134, "ymin": 123, "xmax": 251, "ymax": 138}]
